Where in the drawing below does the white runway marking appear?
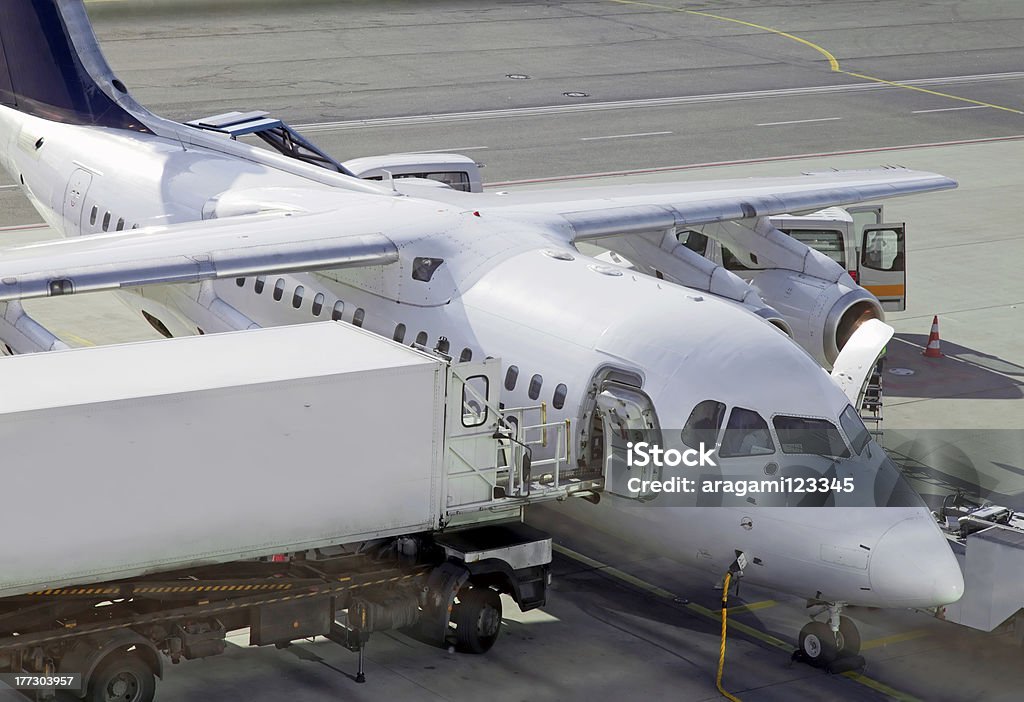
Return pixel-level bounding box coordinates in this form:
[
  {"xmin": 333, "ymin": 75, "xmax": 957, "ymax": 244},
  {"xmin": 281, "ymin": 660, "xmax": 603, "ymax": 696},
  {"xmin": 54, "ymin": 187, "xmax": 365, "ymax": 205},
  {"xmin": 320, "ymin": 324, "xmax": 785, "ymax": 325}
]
[
  {"xmin": 756, "ymin": 117, "xmax": 842, "ymax": 126},
  {"xmin": 408, "ymin": 146, "xmax": 489, "ymax": 153},
  {"xmin": 294, "ymin": 71, "xmax": 1024, "ymax": 132},
  {"xmin": 912, "ymin": 105, "xmax": 991, "ymax": 114},
  {"xmin": 580, "ymin": 131, "xmax": 673, "ymax": 141}
]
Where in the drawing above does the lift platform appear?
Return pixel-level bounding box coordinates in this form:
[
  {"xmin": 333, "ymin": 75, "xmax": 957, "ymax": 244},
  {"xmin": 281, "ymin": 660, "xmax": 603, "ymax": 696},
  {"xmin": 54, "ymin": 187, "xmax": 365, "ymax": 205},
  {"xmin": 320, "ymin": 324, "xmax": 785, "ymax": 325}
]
[{"xmin": 186, "ymin": 110, "xmax": 355, "ymax": 175}]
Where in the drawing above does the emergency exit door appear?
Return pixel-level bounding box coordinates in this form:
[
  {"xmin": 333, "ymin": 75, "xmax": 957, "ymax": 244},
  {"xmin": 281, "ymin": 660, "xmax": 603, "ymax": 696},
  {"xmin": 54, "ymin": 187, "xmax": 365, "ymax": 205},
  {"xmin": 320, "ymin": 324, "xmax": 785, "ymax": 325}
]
[{"xmin": 62, "ymin": 169, "xmax": 93, "ymax": 236}]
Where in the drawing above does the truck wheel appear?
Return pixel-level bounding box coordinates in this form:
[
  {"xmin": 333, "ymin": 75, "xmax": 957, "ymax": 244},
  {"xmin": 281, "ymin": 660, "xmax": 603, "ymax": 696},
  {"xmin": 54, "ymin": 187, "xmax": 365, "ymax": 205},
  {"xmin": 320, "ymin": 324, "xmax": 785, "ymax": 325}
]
[
  {"xmin": 87, "ymin": 651, "xmax": 156, "ymax": 702},
  {"xmin": 452, "ymin": 587, "xmax": 502, "ymax": 654}
]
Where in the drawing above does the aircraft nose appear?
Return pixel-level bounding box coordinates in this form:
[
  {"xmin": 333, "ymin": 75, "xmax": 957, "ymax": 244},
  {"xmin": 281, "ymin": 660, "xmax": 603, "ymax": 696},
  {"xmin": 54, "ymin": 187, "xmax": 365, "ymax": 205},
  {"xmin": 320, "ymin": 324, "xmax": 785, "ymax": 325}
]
[{"xmin": 869, "ymin": 515, "xmax": 964, "ymax": 607}]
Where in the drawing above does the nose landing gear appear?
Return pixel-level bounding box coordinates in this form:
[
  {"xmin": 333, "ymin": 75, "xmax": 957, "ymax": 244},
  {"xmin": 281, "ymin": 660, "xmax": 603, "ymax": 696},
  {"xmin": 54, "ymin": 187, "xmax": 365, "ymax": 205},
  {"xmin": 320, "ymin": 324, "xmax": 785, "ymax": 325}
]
[{"xmin": 794, "ymin": 603, "xmax": 865, "ymax": 673}]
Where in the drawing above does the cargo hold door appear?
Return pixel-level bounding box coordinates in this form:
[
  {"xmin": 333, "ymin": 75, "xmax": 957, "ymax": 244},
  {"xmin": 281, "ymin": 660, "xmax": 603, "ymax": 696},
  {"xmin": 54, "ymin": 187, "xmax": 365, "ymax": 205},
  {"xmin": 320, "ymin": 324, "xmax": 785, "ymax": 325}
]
[{"xmin": 860, "ymin": 223, "xmax": 906, "ymax": 311}]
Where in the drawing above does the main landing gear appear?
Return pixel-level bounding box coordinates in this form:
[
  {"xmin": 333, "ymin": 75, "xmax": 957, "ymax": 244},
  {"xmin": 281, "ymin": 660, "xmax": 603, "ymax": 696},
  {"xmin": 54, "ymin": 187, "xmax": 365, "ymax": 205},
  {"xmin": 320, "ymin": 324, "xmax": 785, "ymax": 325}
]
[{"xmin": 794, "ymin": 603, "xmax": 865, "ymax": 673}]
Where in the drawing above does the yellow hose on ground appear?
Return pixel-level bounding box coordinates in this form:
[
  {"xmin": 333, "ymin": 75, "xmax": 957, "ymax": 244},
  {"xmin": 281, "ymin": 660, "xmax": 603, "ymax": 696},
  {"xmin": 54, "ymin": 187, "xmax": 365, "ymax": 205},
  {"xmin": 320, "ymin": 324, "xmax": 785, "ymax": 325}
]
[{"xmin": 716, "ymin": 571, "xmax": 742, "ymax": 702}]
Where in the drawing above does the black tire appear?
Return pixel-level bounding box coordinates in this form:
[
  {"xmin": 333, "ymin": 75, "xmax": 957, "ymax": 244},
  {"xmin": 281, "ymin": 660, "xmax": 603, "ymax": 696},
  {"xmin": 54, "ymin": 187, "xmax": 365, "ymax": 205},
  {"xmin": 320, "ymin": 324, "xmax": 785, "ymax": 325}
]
[
  {"xmin": 452, "ymin": 587, "xmax": 502, "ymax": 654},
  {"xmin": 86, "ymin": 651, "xmax": 156, "ymax": 702},
  {"xmin": 837, "ymin": 615, "xmax": 861, "ymax": 656},
  {"xmin": 799, "ymin": 621, "xmax": 839, "ymax": 665}
]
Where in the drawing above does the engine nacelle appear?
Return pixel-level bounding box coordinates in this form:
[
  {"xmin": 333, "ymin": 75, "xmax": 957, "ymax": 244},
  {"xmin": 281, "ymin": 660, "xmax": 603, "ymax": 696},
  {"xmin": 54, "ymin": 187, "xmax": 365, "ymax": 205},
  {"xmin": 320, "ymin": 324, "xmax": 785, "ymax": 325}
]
[{"xmin": 746, "ymin": 268, "xmax": 884, "ymax": 367}]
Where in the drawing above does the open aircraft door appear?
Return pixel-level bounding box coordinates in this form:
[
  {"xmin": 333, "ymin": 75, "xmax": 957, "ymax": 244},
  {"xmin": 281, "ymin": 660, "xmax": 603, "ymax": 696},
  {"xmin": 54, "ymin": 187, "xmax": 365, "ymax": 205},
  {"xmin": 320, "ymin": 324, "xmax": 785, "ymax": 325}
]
[
  {"xmin": 860, "ymin": 223, "xmax": 906, "ymax": 311},
  {"xmin": 596, "ymin": 382, "xmax": 662, "ymax": 500},
  {"xmin": 830, "ymin": 318, "xmax": 894, "ymax": 408}
]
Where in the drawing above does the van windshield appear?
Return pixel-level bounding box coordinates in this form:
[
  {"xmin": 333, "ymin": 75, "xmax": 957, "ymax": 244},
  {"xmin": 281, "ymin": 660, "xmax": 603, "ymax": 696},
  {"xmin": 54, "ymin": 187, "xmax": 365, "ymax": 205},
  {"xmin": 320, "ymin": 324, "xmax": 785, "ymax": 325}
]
[{"xmin": 782, "ymin": 229, "xmax": 845, "ymax": 267}]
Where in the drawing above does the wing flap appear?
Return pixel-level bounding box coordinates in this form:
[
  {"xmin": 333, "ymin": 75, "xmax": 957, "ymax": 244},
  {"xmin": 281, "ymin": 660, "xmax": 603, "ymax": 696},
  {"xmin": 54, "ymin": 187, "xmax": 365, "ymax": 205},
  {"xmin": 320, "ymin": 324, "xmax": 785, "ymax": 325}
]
[{"xmin": 0, "ymin": 213, "xmax": 397, "ymax": 302}]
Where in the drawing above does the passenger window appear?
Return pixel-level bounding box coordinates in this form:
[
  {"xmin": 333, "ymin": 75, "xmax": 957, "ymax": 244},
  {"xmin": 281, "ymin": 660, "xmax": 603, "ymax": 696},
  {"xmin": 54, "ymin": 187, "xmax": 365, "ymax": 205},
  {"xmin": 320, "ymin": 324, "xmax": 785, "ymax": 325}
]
[
  {"xmin": 553, "ymin": 383, "xmax": 568, "ymax": 410},
  {"xmin": 719, "ymin": 407, "xmax": 774, "ymax": 458},
  {"xmin": 435, "ymin": 337, "xmax": 450, "ymax": 355},
  {"xmin": 414, "ymin": 331, "xmax": 428, "ymax": 347},
  {"xmin": 311, "ymin": 293, "xmax": 324, "ymax": 316},
  {"xmin": 102, "ymin": 212, "xmax": 111, "ymax": 231},
  {"xmin": 331, "ymin": 301, "xmax": 344, "ymax": 321},
  {"xmin": 839, "ymin": 405, "xmax": 871, "ymax": 455},
  {"xmin": 254, "ymin": 276, "xmax": 265, "ymax": 294},
  {"xmin": 352, "ymin": 308, "xmax": 365, "ymax": 327},
  {"xmin": 528, "ymin": 374, "xmax": 543, "ymax": 401},
  {"xmin": 504, "ymin": 365, "xmax": 519, "ymax": 391},
  {"xmin": 89, "ymin": 206, "xmax": 97, "ymax": 226},
  {"xmin": 459, "ymin": 348, "xmax": 473, "ymax": 363},
  {"xmin": 783, "ymin": 229, "xmax": 845, "ymax": 267},
  {"xmin": 292, "ymin": 285, "xmax": 304, "ymax": 309},
  {"xmin": 677, "ymin": 229, "xmax": 708, "ymax": 256},
  {"xmin": 862, "ymin": 230, "xmax": 903, "ymax": 271},
  {"xmin": 116, "ymin": 217, "xmax": 125, "ymax": 231},
  {"xmin": 393, "ymin": 323, "xmax": 406, "ymax": 343},
  {"xmin": 681, "ymin": 400, "xmax": 726, "ymax": 449},
  {"xmin": 235, "ymin": 277, "xmax": 245, "ymax": 287},
  {"xmin": 772, "ymin": 415, "xmax": 850, "ymax": 458},
  {"xmin": 462, "ymin": 375, "xmax": 489, "ymax": 427},
  {"xmin": 272, "ymin": 279, "xmax": 285, "ymax": 301}
]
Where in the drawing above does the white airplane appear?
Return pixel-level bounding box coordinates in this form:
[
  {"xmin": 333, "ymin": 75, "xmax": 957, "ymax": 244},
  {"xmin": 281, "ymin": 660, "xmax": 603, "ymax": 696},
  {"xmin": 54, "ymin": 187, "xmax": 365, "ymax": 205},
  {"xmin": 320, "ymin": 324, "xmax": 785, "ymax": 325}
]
[{"xmin": 0, "ymin": 0, "xmax": 963, "ymax": 663}]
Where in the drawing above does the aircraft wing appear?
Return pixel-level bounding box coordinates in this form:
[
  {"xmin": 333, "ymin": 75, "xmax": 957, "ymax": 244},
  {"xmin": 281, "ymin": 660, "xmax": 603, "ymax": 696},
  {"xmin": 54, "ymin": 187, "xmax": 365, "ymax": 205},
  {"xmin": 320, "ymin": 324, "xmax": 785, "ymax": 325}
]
[
  {"xmin": 435, "ymin": 167, "xmax": 957, "ymax": 241},
  {"xmin": 0, "ymin": 211, "xmax": 397, "ymax": 302}
]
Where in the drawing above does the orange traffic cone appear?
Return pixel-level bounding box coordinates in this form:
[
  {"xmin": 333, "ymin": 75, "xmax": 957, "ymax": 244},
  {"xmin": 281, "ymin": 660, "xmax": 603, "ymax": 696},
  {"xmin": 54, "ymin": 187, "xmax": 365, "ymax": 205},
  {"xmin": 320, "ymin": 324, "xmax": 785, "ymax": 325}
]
[{"xmin": 922, "ymin": 315, "xmax": 943, "ymax": 358}]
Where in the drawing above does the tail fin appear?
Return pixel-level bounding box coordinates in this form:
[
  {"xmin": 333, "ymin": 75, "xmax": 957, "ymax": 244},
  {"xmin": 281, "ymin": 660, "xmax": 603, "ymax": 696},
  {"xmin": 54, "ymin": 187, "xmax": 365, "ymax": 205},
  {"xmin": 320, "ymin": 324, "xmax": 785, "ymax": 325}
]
[{"xmin": 0, "ymin": 0, "xmax": 148, "ymax": 130}]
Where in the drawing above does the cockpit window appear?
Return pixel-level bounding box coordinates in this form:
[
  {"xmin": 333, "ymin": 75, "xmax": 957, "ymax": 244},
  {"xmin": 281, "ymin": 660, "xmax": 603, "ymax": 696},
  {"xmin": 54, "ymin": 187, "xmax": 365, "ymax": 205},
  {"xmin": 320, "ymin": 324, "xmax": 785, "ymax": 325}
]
[
  {"xmin": 719, "ymin": 407, "xmax": 775, "ymax": 458},
  {"xmin": 681, "ymin": 400, "xmax": 726, "ymax": 449},
  {"xmin": 839, "ymin": 405, "xmax": 871, "ymax": 455},
  {"xmin": 772, "ymin": 415, "xmax": 850, "ymax": 458}
]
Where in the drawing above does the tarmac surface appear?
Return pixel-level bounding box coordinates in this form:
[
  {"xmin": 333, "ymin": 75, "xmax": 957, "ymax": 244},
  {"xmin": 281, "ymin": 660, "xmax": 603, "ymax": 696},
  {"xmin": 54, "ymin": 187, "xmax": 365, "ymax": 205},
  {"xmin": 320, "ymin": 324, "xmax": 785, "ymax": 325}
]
[{"xmin": 1, "ymin": 1, "xmax": 1023, "ymax": 701}]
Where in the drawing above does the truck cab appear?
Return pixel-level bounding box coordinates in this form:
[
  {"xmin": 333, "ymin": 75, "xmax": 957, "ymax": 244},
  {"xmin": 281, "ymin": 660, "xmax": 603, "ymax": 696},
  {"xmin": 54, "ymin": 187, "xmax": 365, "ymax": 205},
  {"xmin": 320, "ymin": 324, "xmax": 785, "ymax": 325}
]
[{"xmin": 694, "ymin": 205, "xmax": 908, "ymax": 311}]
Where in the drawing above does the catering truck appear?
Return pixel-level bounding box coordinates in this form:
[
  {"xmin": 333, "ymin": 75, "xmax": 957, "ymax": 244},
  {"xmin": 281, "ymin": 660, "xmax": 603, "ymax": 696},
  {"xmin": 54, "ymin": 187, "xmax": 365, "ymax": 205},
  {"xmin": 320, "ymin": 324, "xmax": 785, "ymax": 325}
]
[{"xmin": 0, "ymin": 322, "xmax": 597, "ymax": 702}]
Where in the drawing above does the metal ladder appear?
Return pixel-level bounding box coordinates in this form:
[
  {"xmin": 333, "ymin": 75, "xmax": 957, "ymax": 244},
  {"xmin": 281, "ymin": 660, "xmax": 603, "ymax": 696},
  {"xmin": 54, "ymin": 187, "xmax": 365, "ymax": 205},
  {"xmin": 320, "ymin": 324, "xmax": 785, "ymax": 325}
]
[{"xmin": 861, "ymin": 357, "xmax": 884, "ymax": 436}]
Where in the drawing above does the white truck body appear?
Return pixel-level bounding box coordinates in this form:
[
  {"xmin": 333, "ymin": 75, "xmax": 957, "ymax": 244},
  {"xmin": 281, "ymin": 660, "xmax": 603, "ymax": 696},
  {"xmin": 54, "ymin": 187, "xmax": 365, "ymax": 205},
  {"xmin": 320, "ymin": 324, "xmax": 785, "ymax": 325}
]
[{"xmin": 0, "ymin": 322, "xmax": 456, "ymax": 598}]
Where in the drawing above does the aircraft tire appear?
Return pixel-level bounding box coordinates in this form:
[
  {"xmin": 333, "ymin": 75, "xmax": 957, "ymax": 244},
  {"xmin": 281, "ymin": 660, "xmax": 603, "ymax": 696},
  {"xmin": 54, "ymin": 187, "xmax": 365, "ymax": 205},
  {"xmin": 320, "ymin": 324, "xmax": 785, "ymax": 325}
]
[
  {"xmin": 838, "ymin": 615, "xmax": 861, "ymax": 656},
  {"xmin": 799, "ymin": 621, "xmax": 840, "ymax": 665}
]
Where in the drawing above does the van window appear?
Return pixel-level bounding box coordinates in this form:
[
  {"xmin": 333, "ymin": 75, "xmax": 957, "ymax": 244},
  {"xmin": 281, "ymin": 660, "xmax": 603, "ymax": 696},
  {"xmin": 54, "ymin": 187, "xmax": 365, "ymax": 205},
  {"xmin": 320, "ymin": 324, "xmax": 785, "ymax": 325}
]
[
  {"xmin": 721, "ymin": 246, "xmax": 751, "ymax": 271},
  {"xmin": 504, "ymin": 365, "xmax": 519, "ymax": 391},
  {"xmin": 783, "ymin": 229, "xmax": 845, "ymax": 267},
  {"xmin": 719, "ymin": 408, "xmax": 774, "ymax": 457},
  {"xmin": 863, "ymin": 230, "xmax": 903, "ymax": 271},
  {"xmin": 393, "ymin": 323, "xmax": 406, "ymax": 343},
  {"xmin": 331, "ymin": 301, "xmax": 344, "ymax": 321},
  {"xmin": 681, "ymin": 400, "xmax": 726, "ymax": 449},
  {"xmin": 272, "ymin": 279, "xmax": 285, "ymax": 301},
  {"xmin": 772, "ymin": 415, "xmax": 850, "ymax": 458},
  {"xmin": 292, "ymin": 285, "xmax": 304, "ymax": 308},
  {"xmin": 677, "ymin": 230, "xmax": 708, "ymax": 255},
  {"xmin": 528, "ymin": 374, "xmax": 543, "ymax": 401},
  {"xmin": 311, "ymin": 293, "xmax": 324, "ymax": 316}
]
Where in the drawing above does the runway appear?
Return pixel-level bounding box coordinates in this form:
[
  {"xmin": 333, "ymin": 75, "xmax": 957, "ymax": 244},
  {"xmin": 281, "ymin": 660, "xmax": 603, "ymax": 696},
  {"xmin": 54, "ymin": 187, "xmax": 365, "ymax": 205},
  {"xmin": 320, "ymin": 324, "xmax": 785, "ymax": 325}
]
[{"xmin": 1, "ymin": 1, "xmax": 1022, "ymax": 701}]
